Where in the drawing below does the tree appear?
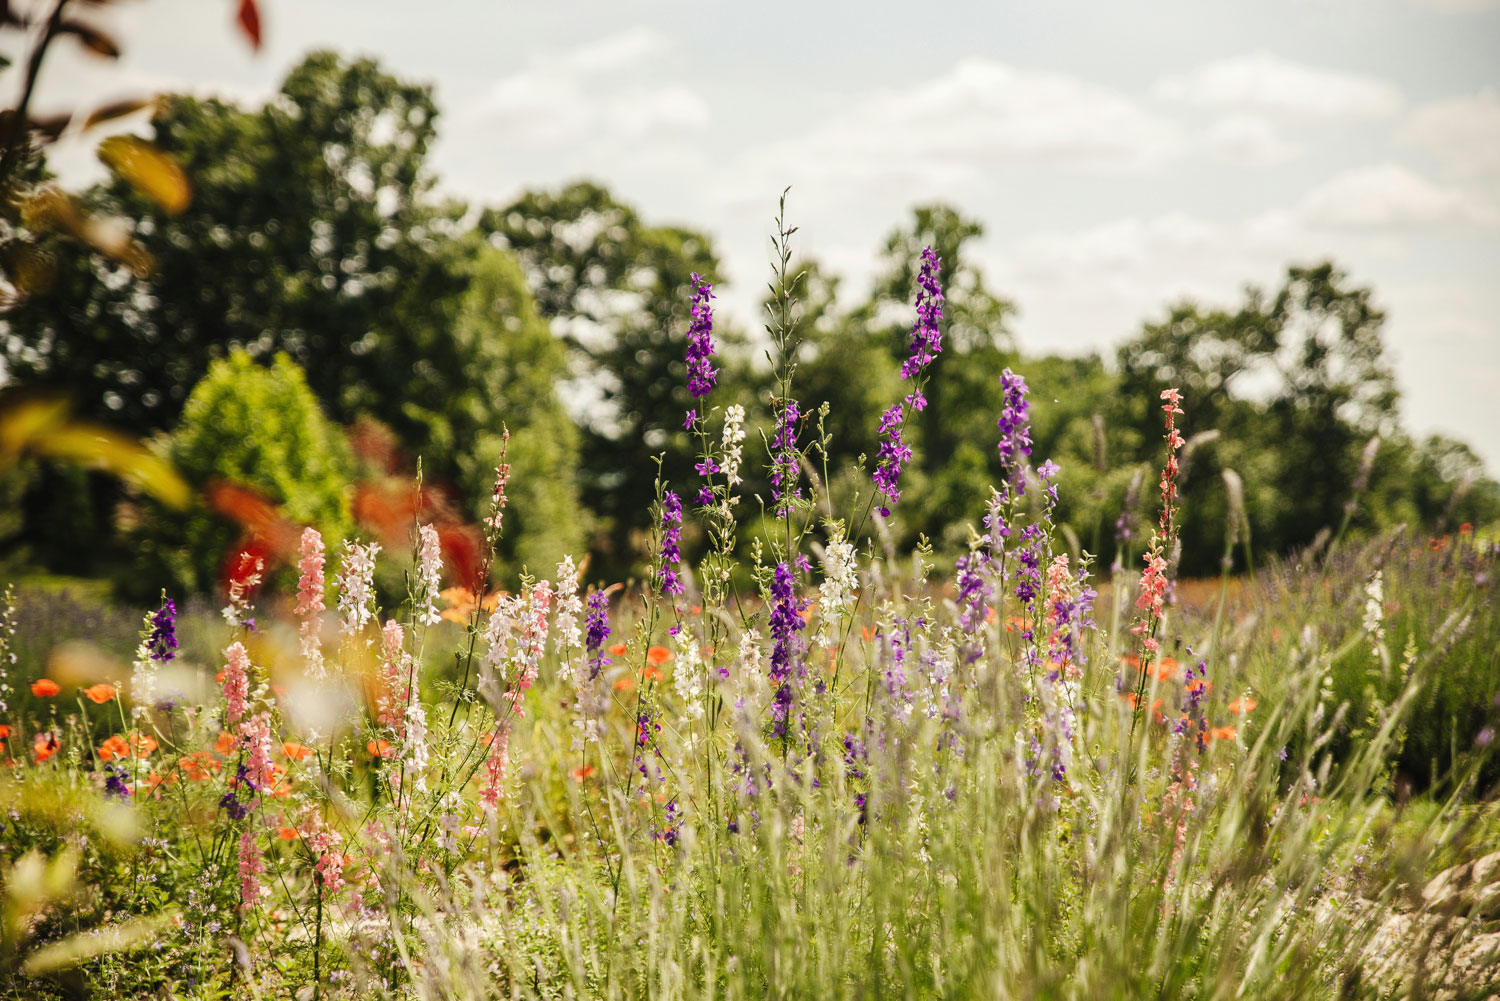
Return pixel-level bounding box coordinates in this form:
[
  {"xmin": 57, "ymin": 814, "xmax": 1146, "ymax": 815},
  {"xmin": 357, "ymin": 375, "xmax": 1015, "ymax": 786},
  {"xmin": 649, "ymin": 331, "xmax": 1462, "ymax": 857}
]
[{"xmin": 481, "ymin": 182, "xmax": 730, "ymax": 573}]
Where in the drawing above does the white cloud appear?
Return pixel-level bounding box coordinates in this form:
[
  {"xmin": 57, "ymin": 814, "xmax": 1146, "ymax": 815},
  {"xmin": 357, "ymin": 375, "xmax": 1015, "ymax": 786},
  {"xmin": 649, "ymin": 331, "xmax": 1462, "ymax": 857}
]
[
  {"xmin": 462, "ymin": 29, "xmax": 708, "ymax": 151},
  {"xmin": 1201, "ymin": 115, "xmax": 1303, "ymax": 165},
  {"xmin": 1295, "ymin": 162, "xmax": 1495, "ymax": 228},
  {"xmin": 1399, "ymin": 88, "xmax": 1500, "ymax": 182},
  {"xmin": 715, "ymin": 58, "xmax": 1187, "ymax": 215},
  {"xmin": 1410, "ymin": 0, "xmax": 1500, "ymax": 10},
  {"xmin": 1154, "ymin": 52, "xmax": 1403, "ymax": 119}
]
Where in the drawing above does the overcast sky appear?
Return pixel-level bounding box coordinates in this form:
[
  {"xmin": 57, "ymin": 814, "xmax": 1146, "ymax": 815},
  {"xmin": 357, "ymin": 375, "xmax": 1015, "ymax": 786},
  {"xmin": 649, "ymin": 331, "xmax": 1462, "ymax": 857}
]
[{"xmin": 31, "ymin": 0, "xmax": 1500, "ymax": 468}]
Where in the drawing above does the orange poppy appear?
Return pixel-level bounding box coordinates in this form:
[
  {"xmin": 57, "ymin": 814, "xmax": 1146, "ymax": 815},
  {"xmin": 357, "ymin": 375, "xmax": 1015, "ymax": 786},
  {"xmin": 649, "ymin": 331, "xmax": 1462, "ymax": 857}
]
[
  {"xmin": 1430, "ymin": 536, "xmax": 1449, "ymax": 552},
  {"xmin": 128, "ymin": 733, "xmax": 157, "ymax": 758},
  {"xmin": 642, "ymin": 664, "xmax": 662, "ymax": 683},
  {"xmin": 367, "ymin": 739, "xmax": 391, "ymax": 759},
  {"xmin": 84, "ymin": 683, "xmax": 118, "ymax": 704},
  {"xmin": 1153, "ymin": 658, "xmax": 1181, "ymax": 682},
  {"xmin": 277, "ymin": 826, "xmax": 298, "ymax": 840},
  {"xmin": 860, "ymin": 626, "xmax": 875, "ymax": 642},
  {"xmin": 271, "ymin": 685, "xmax": 288, "ymax": 698},
  {"xmin": 1005, "ymin": 616, "xmax": 1031, "ymax": 634},
  {"xmin": 689, "ymin": 604, "xmax": 702, "ymax": 615},
  {"xmin": 1185, "ymin": 678, "xmax": 1211, "ymax": 694},
  {"xmin": 179, "ymin": 751, "xmax": 221, "ymax": 780},
  {"xmin": 646, "ymin": 645, "xmax": 673, "ymax": 666},
  {"xmin": 614, "ymin": 676, "xmax": 635, "ymax": 691},
  {"xmin": 98, "ymin": 735, "xmax": 130, "ymax": 762},
  {"xmin": 30, "ymin": 679, "xmax": 60, "ymax": 698},
  {"xmin": 1121, "ymin": 693, "xmax": 1142, "ymax": 709},
  {"xmin": 569, "ymin": 764, "xmax": 595, "ymax": 781},
  {"xmin": 281, "ymin": 741, "xmax": 312, "ymax": 761},
  {"xmin": 984, "ymin": 606, "xmax": 997, "ymax": 624},
  {"xmin": 608, "ymin": 642, "xmax": 628, "ymax": 657},
  {"xmin": 1459, "ymin": 522, "xmax": 1473, "ymax": 536},
  {"xmin": 1210, "ymin": 725, "xmax": 1237, "ymax": 742},
  {"xmin": 0, "ymin": 724, "xmax": 10, "ymax": 739},
  {"xmin": 1152, "ymin": 699, "xmax": 1166, "ymax": 725},
  {"xmin": 1120, "ymin": 654, "xmax": 1141, "ymax": 670},
  {"xmin": 214, "ymin": 731, "xmax": 235, "ymax": 755},
  {"xmin": 33, "ymin": 732, "xmax": 59, "ymax": 763},
  {"xmin": 1228, "ymin": 697, "xmax": 1258, "ymax": 715}
]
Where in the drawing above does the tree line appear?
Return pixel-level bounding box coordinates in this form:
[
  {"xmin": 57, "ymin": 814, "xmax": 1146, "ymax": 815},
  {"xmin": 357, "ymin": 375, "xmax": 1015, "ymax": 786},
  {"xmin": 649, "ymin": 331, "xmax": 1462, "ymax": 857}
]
[{"xmin": 1, "ymin": 51, "xmax": 1493, "ymax": 598}]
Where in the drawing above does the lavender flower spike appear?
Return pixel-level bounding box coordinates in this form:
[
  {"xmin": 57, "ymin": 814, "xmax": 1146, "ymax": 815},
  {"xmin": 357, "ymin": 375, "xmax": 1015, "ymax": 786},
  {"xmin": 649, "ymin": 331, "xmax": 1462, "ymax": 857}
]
[
  {"xmin": 901, "ymin": 247, "xmax": 945, "ymax": 380},
  {"xmin": 148, "ymin": 595, "xmax": 178, "ymax": 662},
  {"xmin": 658, "ymin": 490, "xmax": 686, "ymax": 596},
  {"xmin": 996, "ymin": 368, "xmax": 1033, "ymax": 495},
  {"xmin": 685, "ymin": 273, "xmax": 718, "ymax": 405}
]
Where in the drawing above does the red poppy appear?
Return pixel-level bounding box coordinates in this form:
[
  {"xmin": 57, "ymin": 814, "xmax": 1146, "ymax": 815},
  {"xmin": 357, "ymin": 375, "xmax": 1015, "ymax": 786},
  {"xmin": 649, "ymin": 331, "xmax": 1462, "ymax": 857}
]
[
  {"xmin": 281, "ymin": 741, "xmax": 312, "ymax": 761},
  {"xmin": 367, "ymin": 739, "xmax": 391, "ymax": 759},
  {"xmin": 33, "ymin": 732, "xmax": 60, "ymax": 763},
  {"xmin": 30, "ymin": 679, "xmax": 61, "ymax": 698},
  {"xmin": 98, "ymin": 735, "xmax": 130, "ymax": 762},
  {"xmin": 608, "ymin": 642, "xmax": 628, "ymax": 657},
  {"xmin": 1228, "ymin": 697, "xmax": 1258, "ymax": 715},
  {"xmin": 646, "ymin": 645, "xmax": 673, "ymax": 666}
]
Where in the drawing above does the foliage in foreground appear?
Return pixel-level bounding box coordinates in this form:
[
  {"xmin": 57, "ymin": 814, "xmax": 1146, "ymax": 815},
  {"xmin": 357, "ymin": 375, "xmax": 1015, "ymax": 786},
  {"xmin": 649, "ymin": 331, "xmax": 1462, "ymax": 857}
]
[{"xmin": 1, "ymin": 239, "xmax": 1498, "ymax": 1001}]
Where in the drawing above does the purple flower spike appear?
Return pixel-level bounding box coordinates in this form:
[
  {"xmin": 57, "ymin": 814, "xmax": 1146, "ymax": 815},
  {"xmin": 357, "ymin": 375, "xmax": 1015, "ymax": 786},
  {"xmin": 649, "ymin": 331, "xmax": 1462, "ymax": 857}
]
[
  {"xmin": 685, "ymin": 274, "xmax": 718, "ymax": 404},
  {"xmin": 585, "ymin": 591, "xmax": 611, "ymax": 679},
  {"xmin": 148, "ymin": 597, "xmax": 178, "ymax": 662},
  {"xmin": 996, "ymin": 368, "xmax": 1033, "ymax": 495},
  {"xmin": 658, "ymin": 491, "xmax": 685, "ymax": 596},
  {"xmin": 901, "ymin": 247, "xmax": 945, "ymax": 379},
  {"xmin": 771, "ymin": 401, "xmax": 802, "ymax": 518},
  {"xmin": 768, "ymin": 561, "xmax": 807, "ymax": 739}
]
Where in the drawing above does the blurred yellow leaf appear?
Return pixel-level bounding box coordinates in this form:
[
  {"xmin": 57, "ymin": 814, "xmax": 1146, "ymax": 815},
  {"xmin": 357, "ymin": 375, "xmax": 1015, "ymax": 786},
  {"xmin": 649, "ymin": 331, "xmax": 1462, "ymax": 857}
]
[
  {"xmin": 97, "ymin": 135, "xmax": 190, "ymax": 215},
  {"xmin": 0, "ymin": 394, "xmax": 68, "ymax": 461},
  {"xmin": 33, "ymin": 424, "xmax": 191, "ymax": 509}
]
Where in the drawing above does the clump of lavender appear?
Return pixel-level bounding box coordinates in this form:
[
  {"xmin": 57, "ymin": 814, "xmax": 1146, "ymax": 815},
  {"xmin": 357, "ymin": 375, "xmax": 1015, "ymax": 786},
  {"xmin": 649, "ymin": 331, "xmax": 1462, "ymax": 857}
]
[
  {"xmin": 658, "ymin": 490, "xmax": 685, "ymax": 596},
  {"xmin": 103, "ymin": 763, "xmax": 132, "ymax": 799},
  {"xmin": 770, "ymin": 401, "xmax": 802, "ymax": 518},
  {"xmin": 873, "ymin": 247, "xmax": 944, "ymax": 517},
  {"xmin": 768, "ymin": 561, "xmax": 806, "ymax": 739},
  {"xmin": 685, "ymin": 273, "xmax": 718, "ymax": 406}
]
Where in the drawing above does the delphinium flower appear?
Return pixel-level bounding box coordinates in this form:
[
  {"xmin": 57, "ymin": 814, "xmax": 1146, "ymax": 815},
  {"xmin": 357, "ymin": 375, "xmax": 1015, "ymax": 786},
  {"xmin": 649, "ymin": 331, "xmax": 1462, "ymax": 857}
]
[
  {"xmin": 402, "ymin": 698, "xmax": 429, "ymax": 795},
  {"xmin": 954, "ymin": 550, "xmax": 992, "ymax": 659},
  {"xmin": 1044, "ymin": 557, "xmax": 1097, "ymax": 681},
  {"xmin": 147, "ymin": 595, "xmax": 177, "ymax": 662},
  {"xmin": 996, "ymin": 368, "xmax": 1032, "ymax": 495},
  {"xmin": 237, "ymin": 829, "xmax": 265, "ymax": 911},
  {"xmin": 222, "ymin": 642, "xmax": 252, "ymax": 727},
  {"xmin": 376, "ymin": 620, "xmax": 409, "ymax": 733},
  {"xmin": 222, "ymin": 553, "xmax": 262, "ymax": 630},
  {"xmin": 770, "ymin": 400, "xmax": 802, "ymax": 518},
  {"xmin": 102, "ymin": 763, "xmax": 131, "ymax": 799},
  {"xmin": 300, "ymin": 808, "xmax": 346, "ymax": 896},
  {"xmin": 479, "ymin": 727, "xmax": 509, "ymax": 814},
  {"xmin": 552, "ymin": 557, "xmax": 584, "ymax": 683},
  {"xmin": 337, "ymin": 540, "xmax": 381, "ymax": 637},
  {"xmin": 658, "ymin": 491, "xmax": 686, "ymax": 596},
  {"xmin": 486, "ymin": 428, "xmax": 512, "ymax": 536},
  {"xmin": 415, "ymin": 524, "xmax": 444, "ymax": 627},
  {"xmin": 295, "ymin": 528, "xmax": 327, "ymax": 676},
  {"xmin": 685, "ymin": 273, "xmax": 718, "ymax": 407},
  {"xmin": 585, "ymin": 591, "xmax": 610, "ymax": 681},
  {"xmin": 818, "ymin": 535, "xmax": 859, "ymax": 644},
  {"xmin": 768, "ymin": 562, "xmax": 807, "ymax": 739},
  {"xmin": 510, "ymin": 581, "xmax": 552, "ymax": 715},
  {"xmin": 1363, "ymin": 570, "xmax": 1385, "ymax": 647},
  {"xmin": 238, "ymin": 710, "xmax": 276, "ymax": 791},
  {"xmin": 721, "ymin": 404, "xmax": 746, "ymax": 493},
  {"xmin": 1130, "ymin": 390, "xmax": 1185, "ymax": 666},
  {"xmin": 872, "ymin": 248, "xmax": 945, "ymax": 517}
]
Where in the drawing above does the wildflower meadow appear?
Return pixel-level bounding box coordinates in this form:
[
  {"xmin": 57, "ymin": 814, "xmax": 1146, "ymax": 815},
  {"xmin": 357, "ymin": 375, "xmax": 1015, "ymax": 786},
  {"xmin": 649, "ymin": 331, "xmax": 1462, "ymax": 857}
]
[{"xmin": 1, "ymin": 208, "xmax": 1498, "ymax": 1000}]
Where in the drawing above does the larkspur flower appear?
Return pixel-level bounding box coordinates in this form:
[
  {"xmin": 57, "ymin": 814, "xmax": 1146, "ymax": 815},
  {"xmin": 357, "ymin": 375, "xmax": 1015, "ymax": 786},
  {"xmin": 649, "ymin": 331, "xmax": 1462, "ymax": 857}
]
[
  {"xmin": 768, "ymin": 562, "xmax": 807, "ymax": 739},
  {"xmin": 487, "ymin": 428, "xmax": 512, "ymax": 535},
  {"xmin": 237, "ymin": 829, "xmax": 264, "ymax": 911},
  {"xmin": 685, "ymin": 273, "xmax": 718, "ymax": 403},
  {"xmin": 658, "ymin": 491, "xmax": 685, "ymax": 596},
  {"xmin": 585, "ymin": 591, "xmax": 610, "ymax": 680},
  {"xmin": 771, "ymin": 400, "xmax": 803, "ymax": 518},
  {"xmin": 995, "ymin": 369, "xmax": 1032, "ymax": 495},
  {"xmin": 222, "ymin": 642, "xmax": 252, "ymax": 727},
  {"xmin": 415, "ymin": 524, "xmax": 443, "ymax": 627},
  {"xmin": 818, "ymin": 537, "xmax": 859, "ymax": 642},
  {"xmin": 873, "ymin": 247, "xmax": 945, "ymax": 516},
  {"xmin": 900, "ymin": 247, "xmax": 945, "ymax": 379},
  {"xmin": 721, "ymin": 405, "xmax": 747, "ymax": 490},
  {"xmin": 377, "ymin": 620, "xmax": 409, "ymax": 733},
  {"xmin": 295, "ymin": 528, "xmax": 326, "ymax": 675},
  {"xmin": 1130, "ymin": 389, "xmax": 1185, "ymax": 664},
  {"xmin": 872, "ymin": 404, "xmax": 914, "ymax": 518},
  {"xmin": 147, "ymin": 596, "xmax": 177, "ymax": 662},
  {"xmin": 552, "ymin": 557, "xmax": 584, "ymax": 682},
  {"xmin": 336, "ymin": 540, "xmax": 381, "ymax": 636}
]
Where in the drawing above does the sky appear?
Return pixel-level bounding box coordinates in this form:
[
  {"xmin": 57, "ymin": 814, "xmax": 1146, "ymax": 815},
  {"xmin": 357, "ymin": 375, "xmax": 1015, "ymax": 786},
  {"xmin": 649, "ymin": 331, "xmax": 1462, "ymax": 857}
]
[{"xmin": 28, "ymin": 0, "xmax": 1500, "ymax": 468}]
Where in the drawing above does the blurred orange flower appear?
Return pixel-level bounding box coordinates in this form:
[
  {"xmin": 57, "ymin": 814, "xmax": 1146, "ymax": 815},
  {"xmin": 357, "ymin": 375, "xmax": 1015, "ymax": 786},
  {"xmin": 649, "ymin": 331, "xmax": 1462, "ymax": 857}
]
[
  {"xmin": 1153, "ymin": 658, "xmax": 1180, "ymax": 682},
  {"xmin": 642, "ymin": 664, "xmax": 662, "ymax": 683},
  {"xmin": 98, "ymin": 735, "xmax": 130, "ymax": 761},
  {"xmin": 1210, "ymin": 725, "xmax": 1237, "ymax": 742},
  {"xmin": 367, "ymin": 739, "xmax": 391, "ymax": 759},
  {"xmin": 281, "ymin": 741, "xmax": 312, "ymax": 761},
  {"xmin": 646, "ymin": 645, "xmax": 672, "ymax": 666},
  {"xmin": 129, "ymin": 733, "xmax": 157, "ymax": 758},
  {"xmin": 0, "ymin": 724, "xmax": 10, "ymax": 739},
  {"xmin": 31, "ymin": 679, "xmax": 60, "ymax": 697},
  {"xmin": 569, "ymin": 764, "xmax": 595, "ymax": 781},
  {"xmin": 33, "ymin": 732, "xmax": 59, "ymax": 763},
  {"xmin": 608, "ymin": 642, "xmax": 628, "ymax": 657},
  {"xmin": 614, "ymin": 676, "xmax": 635, "ymax": 691},
  {"xmin": 277, "ymin": 826, "xmax": 298, "ymax": 840},
  {"xmin": 214, "ymin": 732, "xmax": 235, "ymax": 755},
  {"xmin": 1228, "ymin": 697, "xmax": 1258, "ymax": 715},
  {"xmin": 84, "ymin": 683, "xmax": 117, "ymax": 704}
]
